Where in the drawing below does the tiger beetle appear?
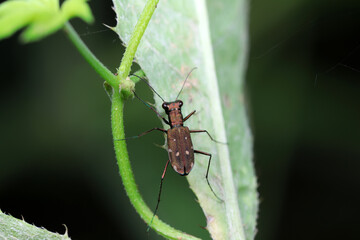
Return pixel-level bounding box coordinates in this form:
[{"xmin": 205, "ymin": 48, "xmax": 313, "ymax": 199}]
[{"xmin": 121, "ymin": 68, "xmax": 224, "ymax": 230}]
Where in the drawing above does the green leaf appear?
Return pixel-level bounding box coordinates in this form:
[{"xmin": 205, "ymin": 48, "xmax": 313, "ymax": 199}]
[
  {"xmin": 0, "ymin": 210, "xmax": 71, "ymax": 240},
  {"xmin": 0, "ymin": 0, "xmax": 93, "ymax": 43},
  {"xmin": 112, "ymin": 0, "xmax": 258, "ymax": 239},
  {"xmin": 207, "ymin": 1, "xmax": 258, "ymax": 239}
]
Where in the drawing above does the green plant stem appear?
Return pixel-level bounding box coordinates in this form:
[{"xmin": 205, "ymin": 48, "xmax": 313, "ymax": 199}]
[
  {"xmin": 63, "ymin": 22, "xmax": 119, "ymax": 88},
  {"xmin": 64, "ymin": 0, "xmax": 200, "ymax": 237},
  {"xmin": 64, "ymin": 0, "xmax": 199, "ymax": 237},
  {"xmin": 111, "ymin": 90, "xmax": 200, "ymax": 240},
  {"xmin": 116, "ymin": 0, "xmax": 158, "ymax": 82}
]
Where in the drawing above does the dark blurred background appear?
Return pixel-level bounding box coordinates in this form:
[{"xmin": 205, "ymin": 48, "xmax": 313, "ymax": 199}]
[{"xmin": 1, "ymin": 0, "xmax": 359, "ymax": 239}]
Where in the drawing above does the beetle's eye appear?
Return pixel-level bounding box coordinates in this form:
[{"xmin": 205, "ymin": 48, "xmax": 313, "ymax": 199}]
[
  {"xmin": 162, "ymin": 103, "xmax": 167, "ymax": 109},
  {"xmin": 179, "ymin": 100, "xmax": 183, "ymax": 106}
]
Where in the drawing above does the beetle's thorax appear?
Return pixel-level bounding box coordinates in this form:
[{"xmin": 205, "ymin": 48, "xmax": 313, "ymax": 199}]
[{"xmin": 162, "ymin": 100, "xmax": 184, "ymax": 128}]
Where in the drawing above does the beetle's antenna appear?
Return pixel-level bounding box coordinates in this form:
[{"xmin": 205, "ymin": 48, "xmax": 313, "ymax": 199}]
[
  {"xmin": 131, "ymin": 74, "xmax": 166, "ymax": 102},
  {"xmin": 176, "ymin": 67, "xmax": 197, "ymax": 100},
  {"xmin": 133, "ymin": 91, "xmax": 170, "ymax": 125}
]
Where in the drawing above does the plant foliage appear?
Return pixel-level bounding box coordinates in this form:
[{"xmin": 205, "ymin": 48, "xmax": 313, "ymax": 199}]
[{"xmin": 0, "ymin": 0, "xmax": 93, "ymax": 42}]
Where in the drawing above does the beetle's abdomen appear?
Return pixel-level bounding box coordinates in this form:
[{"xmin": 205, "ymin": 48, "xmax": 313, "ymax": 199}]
[{"xmin": 167, "ymin": 127, "xmax": 194, "ymax": 175}]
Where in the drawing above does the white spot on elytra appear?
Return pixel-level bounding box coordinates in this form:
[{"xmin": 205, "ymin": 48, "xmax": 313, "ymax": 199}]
[
  {"xmin": 190, "ymin": 162, "xmax": 194, "ymax": 168},
  {"xmin": 173, "ymin": 139, "xmax": 176, "ymax": 141},
  {"xmin": 185, "ymin": 150, "xmax": 189, "ymax": 155},
  {"xmin": 176, "ymin": 152, "xmax": 180, "ymax": 157},
  {"xmin": 173, "ymin": 165, "xmax": 178, "ymax": 172},
  {"xmin": 168, "ymin": 149, "xmax": 172, "ymax": 153},
  {"xmin": 185, "ymin": 137, "xmax": 188, "ymax": 140}
]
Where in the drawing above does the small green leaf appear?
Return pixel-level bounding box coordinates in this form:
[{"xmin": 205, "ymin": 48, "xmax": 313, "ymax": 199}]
[
  {"xmin": 0, "ymin": 211, "xmax": 71, "ymax": 239},
  {"xmin": 0, "ymin": 0, "xmax": 94, "ymax": 43},
  {"xmin": 103, "ymin": 81, "xmax": 114, "ymax": 101}
]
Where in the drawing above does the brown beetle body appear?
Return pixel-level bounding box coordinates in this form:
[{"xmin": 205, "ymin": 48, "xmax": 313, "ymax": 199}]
[
  {"xmin": 167, "ymin": 126, "xmax": 194, "ymax": 175},
  {"xmin": 126, "ymin": 69, "xmax": 223, "ymax": 231},
  {"xmin": 162, "ymin": 100, "xmax": 195, "ymax": 176}
]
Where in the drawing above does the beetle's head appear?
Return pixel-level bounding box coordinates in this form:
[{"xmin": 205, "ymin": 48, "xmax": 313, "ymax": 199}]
[{"xmin": 162, "ymin": 100, "xmax": 183, "ymax": 113}]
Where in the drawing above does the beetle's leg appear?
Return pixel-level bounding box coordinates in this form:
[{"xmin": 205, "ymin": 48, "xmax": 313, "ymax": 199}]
[
  {"xmin": 194, "ymin": 150, "xmax": 223, "ymax": 201},
  {"xmin": 190, "ymin": 130, "xmax": 227, "ymax": 144},
  {"xmin": 183, "ymin": 110, "xmax": 196, "ymax": 122},
  {"xmin": 147, "ymin": 159, "xmax": 170, "ymax": 232},
  {"xmin": 115, "ymin": 128, "xmax": 167, "ymax": 141}
]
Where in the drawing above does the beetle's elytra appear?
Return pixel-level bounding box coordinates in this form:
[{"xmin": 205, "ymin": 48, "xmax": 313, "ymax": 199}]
[{"xmin": 162, "ymin": 100, "xmax": 194, "ymax": 175}]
